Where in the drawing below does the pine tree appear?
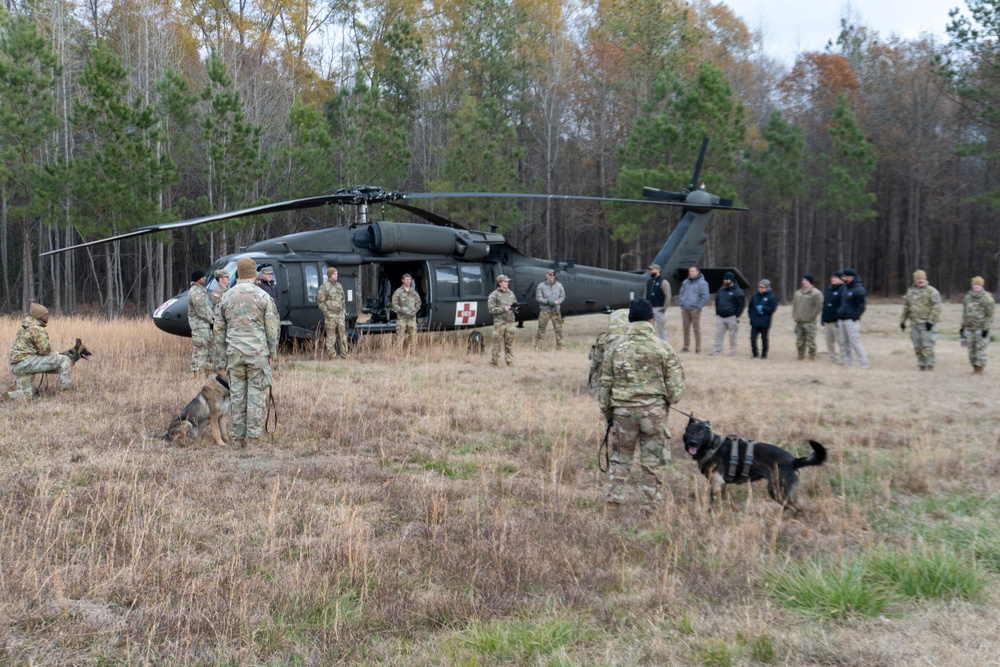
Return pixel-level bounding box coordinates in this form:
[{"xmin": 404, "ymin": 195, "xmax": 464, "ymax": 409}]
[
  {"xmin": 0, "ymin": 10, "xmax": 60, "ymax": 311},
  {"xmin": 68, "ymin": 41, "xmax": 170, "ymax": 319},
  {"xmin": 819, "ymin": 94, "xmax": 877, "ymax": 266}
]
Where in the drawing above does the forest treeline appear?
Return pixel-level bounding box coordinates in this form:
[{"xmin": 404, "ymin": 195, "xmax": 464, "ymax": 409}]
[{"xmin": 2, "ymin": 0, "xmax": 999, "ymax": 317}]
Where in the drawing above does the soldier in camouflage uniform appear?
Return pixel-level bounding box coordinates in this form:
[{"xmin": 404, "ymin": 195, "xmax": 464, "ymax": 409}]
[
  {"xmin": 792, "ymin": 275, "xmax": 824, "ymax": 360},
  {"xmin": 8, "ymin": 303, "xmax": 72, "ymax": 399},
  {"xmin": 215, "ymin": 257, "xmax": 280, "ymax": 447},
  {"xmin": 534, "ymin": 270, "xmax": 566, "ymax": 349},
  {"xmin": 188, "ymin": 270, "xmax": 214, "ymax": 378},
  {"xmin": 391, "ymin": 273, "xmax": 421, "ymax": 351},
  {"xmin": 317, "ymin": 267, "xmax": 348, "ymax": 358},
  {"xmin": 900, "ymin": 270, "xmax": 942, "ymax": 371},
  {"xmin": 211, "ymin": 270, "xmax": 230, "ymax": 369},
  {"xmin": 962, "ymin": 276, "xmax": 995, "ymax": 374},
  {"xmin": 599, "ymin": 299, "xmax": 685, "ymax": 515},
  {"xmin": 588, "ymin": 308, "xmax": 630, "ymax": 396},
  {"xmin": 488, "ymin": 274, "xmax": 518, "ymax": 367}
]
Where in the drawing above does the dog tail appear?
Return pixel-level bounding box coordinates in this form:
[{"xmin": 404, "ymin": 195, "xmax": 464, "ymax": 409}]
[{"xmin": 793, "ymin": 440, "xmax": 827, "ymax": 469}]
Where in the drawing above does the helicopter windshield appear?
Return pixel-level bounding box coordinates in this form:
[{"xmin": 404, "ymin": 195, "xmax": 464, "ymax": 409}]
[{"xmin": 204, "ymin": 259, "xmax": 238, "ymax": 291}]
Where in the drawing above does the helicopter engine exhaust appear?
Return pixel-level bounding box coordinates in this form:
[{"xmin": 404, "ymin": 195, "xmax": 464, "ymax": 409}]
[{"xmin": 358, "ymin": 222, "xmax": 491, "ymax": 260}]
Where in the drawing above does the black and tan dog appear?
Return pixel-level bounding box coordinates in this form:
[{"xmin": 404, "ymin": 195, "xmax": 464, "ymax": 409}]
[
  {"xmin": 59, "ymin": 338, "xmax": 92, "ymax": 366},
  {"xmin": 162, "ymin": 375, "xmax": 231, "ymax": 446},
  {"xmin": 682, "ymin": 416, "xmax": 826, "ymax": 512},
  {"xmin": 467, "ymin": 330, "xmax": 485, "ymax": 354}
]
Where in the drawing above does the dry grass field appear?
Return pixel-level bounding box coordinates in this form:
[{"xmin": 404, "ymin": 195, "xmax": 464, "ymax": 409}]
[{"xmin": 1, "ymin": 302, "xmax": 998, "ymax": 666}]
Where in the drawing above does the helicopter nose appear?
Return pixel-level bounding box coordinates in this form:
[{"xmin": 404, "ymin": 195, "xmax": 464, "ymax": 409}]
[{"xmin": 152, "ymin": 296, "xmax": 192, "ymax": 336}]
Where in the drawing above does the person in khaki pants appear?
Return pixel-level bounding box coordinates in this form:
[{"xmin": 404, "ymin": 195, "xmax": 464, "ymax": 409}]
[
  {"xmin": 678, "ymin": 266, "xmax": 709, "ymax": 353},
  {"xmin": 792, "ymin": 274, "xmax": 824, "ymax": 360}
]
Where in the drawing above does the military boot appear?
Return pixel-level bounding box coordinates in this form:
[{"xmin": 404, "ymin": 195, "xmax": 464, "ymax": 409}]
[
  {"xmin": 809, "ymin": 352, "xmax": 816, "ymax": 360},
  {"xmin": 973, "ymin": 366, "xmax": 984, "ymax": 375},
  {"xmin": 798, "ymin": 350, "xmax": 805, "ymax": 360}
]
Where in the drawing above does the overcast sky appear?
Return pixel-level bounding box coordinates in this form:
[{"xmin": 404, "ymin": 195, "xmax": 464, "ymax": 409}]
[{"xmin": 719, "ymin": 0, "xmax": 963, "ymax": 66}]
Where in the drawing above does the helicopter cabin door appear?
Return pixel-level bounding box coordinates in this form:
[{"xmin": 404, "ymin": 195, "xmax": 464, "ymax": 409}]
[{"xmin": 426, "ymin": 260, "xmax": 493, "ymax": 329}]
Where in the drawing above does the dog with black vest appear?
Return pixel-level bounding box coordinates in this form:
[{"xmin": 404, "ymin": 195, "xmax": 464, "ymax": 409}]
[{"xmin": 682, "ymin": 415, "xmax": 826, "ymax": 512}]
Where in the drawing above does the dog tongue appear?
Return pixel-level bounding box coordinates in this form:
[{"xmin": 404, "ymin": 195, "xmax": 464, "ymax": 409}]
[{"xmin": 687, "ymin": 445, "xmax": 698, "ymax": 456}]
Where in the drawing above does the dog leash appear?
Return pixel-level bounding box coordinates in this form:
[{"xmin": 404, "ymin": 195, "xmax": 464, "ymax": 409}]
[
  {"xmin": 264, "ymin": 386, "xmax": 278, "ymax": 435},
  {"xmin": 598, "ymin": 420, "xmax": 612, "ymax": 473}
]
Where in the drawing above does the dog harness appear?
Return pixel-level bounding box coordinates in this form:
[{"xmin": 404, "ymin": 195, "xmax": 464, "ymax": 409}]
[{"xmin": 698, "ymin": 435, "xmax": 756, "ymax": 483}]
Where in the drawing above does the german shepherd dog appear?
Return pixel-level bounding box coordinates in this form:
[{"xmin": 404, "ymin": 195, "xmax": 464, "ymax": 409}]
[
  {"xmin": 682, "ymin": 416, "xmax": 826, "ymax": 512},
  {"xmin": 6, "ymin": 339, "xmax": 93, "ymax": 397},
  {"xmin": 467, "ymin": 330, "xmax": 485, "ymax": 354},
  {"xmin": 162, "ymin": 375, "xmax": 231, "ymax": 446}
]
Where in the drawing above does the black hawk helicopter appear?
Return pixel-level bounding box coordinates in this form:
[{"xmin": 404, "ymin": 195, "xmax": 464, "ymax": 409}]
[{"xmin": 43, "ymin": 139, "xmax": 748, "ymax": 340}]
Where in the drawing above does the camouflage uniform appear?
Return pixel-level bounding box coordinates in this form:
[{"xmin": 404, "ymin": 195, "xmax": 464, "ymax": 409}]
[
  {"xmin": 534, "ymin": 279, "xmax": 566, "ymax": 349},
  {"xmin": 8, "ymin": 316, "xmax": 72, "ymax": 398},
  {"xmin": 599, "ymin": 321, "xmax": 685, "ymax": 510},
  {"xmin": 488, "ymin": 285, "xmax": 518, "ymax": 366},
  {"xmin": 901, "ymin": 283, "xmax": 942, "ymax": 369},
  {"xmin": 588, "ymin": 308, "xmax": 630, "ymax": 395},
  {"xmin": 317, "ymin": 279, "xmax": 348, "ymax": 357},
  {"xmin": 211, "ymin": 281, "xmax": 229, "ymax": 368},
  {"xmin": 391, "ymin": 285, "xmax": 421, "ymax": 350},
  {"xmin": 792, "ymin": 285, "xmax": 824, "ymax": 359},
  {"xmin": 962, "ymin": 289, "xmax": 995, "ymax": 371},
  {"xmin": 215, "ymin": 279, "xmax": 279, "ymax": 442},
  {"xmin": 188, "ymin": 281, "xmax": 214, "ymax": 376}
]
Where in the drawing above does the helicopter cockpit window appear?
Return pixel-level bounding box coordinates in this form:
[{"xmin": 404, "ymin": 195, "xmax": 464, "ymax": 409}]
[
  {"xmin": 460, "ymin": 265, "xmax": 484, "ymax": 296},
  {"xmin": 205, "ymin": 260, "xmax": 237, "ymax": 290},
  {"xmin": 303, "ymin": 264, "xmax": 319, "ymax": 303},
  {"xmin": 436, "ymin": 264, "xmax": 460, "ymax": 298}
]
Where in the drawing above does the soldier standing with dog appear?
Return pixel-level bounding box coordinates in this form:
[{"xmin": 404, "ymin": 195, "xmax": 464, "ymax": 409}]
[
  {"xmin": 900, "ymin": 270, "xmax": 942, "ymax": 371},
  {"xmin": 188, "ymin": 270, "xmax": 214, "ymax": 379},
  {"xmin": 599, "ymin": 298, "xmax": 685, "ymax": 516},
  {"xmin": 215, "ymin": 257, "xmax": 279, "ymax": 448},
  {"xmin": 962, "ymin": 276, "xmax": 995, "ymax": 375},
  {"xmin": 211, "ymin": 270, "xmax": 230, "ymax": 369},
  {"xmin": 534, "ymin": 270, "xmax": 565, "ymax": 349},
  {"xmin": 318, "ymin": 267, "xmax": 348, "ymax": 358},
  {"xmin": 8, "ymin": 303, "xmax": 73, "ymax": 399}
]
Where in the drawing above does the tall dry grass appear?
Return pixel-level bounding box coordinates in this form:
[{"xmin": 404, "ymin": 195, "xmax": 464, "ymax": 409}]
[{"xmin": 0, "ymin": 304, "xmax": 997, "ymax": 665}]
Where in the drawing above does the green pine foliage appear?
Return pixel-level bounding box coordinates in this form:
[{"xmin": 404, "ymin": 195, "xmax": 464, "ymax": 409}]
[
  {"xmin": 612, "ymin": 63, "xmax": 745, "ymax": 241},
  {"xmin": 818, "ymin": 94, "xmax": 877, "ymax": 225},
  {"xmin": 200, "ymin": 49, "xmax": 263, "ymax": 226}
]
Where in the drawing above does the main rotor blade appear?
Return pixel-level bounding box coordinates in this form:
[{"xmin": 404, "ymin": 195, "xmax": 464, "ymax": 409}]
[
  {"xmin": 40, "ymin": 192, "xmax": 381, "ymax": 257},
  {"xmin": 403, "ymin": 191, "xmax": 745, "ymax": 210}
]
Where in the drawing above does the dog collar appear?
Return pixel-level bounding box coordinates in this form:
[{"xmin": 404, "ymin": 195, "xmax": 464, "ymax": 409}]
[{"xmin": 215, "ymin": 374, "xmax": 230, "ymax": 391}]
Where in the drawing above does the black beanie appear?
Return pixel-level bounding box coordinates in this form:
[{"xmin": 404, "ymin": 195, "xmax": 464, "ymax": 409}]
[
  {"xmin": 804, "ymin": 274, "xmax": 815, "ymax": 285},
  {"xmin": 191, "ymin": 269, "xmax": 206, "ymax": 282},
  {"xmin": 724, "ymin": 271, "xmax": 735, "ymax": 281},
  {"xmin": 842, "ymin": 268, "xmax": 857, "ymax": 277},
  {"xmin": 628, "ymin": 298, "xmax": 655, "ymax": 322}
]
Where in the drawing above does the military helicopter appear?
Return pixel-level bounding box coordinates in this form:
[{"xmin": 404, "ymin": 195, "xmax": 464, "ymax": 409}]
[{"xmin": 43, "ymin": 139, "xmax": 748, "ymax": 340}]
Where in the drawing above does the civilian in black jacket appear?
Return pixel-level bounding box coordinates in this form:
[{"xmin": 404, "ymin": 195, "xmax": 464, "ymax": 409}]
[
  {"xmin": 836, "ymin": 268, "xmax": 870, "ymax": 368},
  {"xmin": 822, "ymin": 273, "xmax": 844, "ymax": 363},
  {"xmin": 710, "ymin": 272, "xmax": 745, "ymax": 356}
]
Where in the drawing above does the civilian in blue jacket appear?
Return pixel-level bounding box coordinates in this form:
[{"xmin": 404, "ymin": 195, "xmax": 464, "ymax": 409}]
[{"xmin": 748, "ymin": 279, "xmax": 779, "ymax": 359}]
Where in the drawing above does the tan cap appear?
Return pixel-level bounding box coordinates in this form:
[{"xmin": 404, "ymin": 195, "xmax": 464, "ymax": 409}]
[
  {"xmin": 649, "ymin": 263, "xmax": 661, "ymax": 271},
  {"xmin": 214, "ymin": 269, "xmax": 227, "ymax": 279},
  {"xmin": 29, "ymin": 303, "xmax": 48, "ymax": 319},
  {"xmin": 261, "ymin": 266, "xmax": 274, "ymax": 276},
  {"xmin": 913, "ymin": 270, "xmax": 927, "ymax": 282},
  {"xmin": 972, "ymin": 276, "xmax": 985, "ymax": 287},
  {"xmin": 496, "ymin": 274, "xmax": 510, "ymax": 285},
  {"xmin": 327, "ymin": 267, "xmax": 338, "ymax": 278},
  {"xmin": 237, "ymin": 257, "xmax": 257, "ymax": 279}
]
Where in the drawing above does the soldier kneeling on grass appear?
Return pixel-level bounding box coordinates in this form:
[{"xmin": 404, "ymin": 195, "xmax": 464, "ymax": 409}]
[{"xmin": 8, "ymin": 303, "xmax": 72, "ymax": 399}]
